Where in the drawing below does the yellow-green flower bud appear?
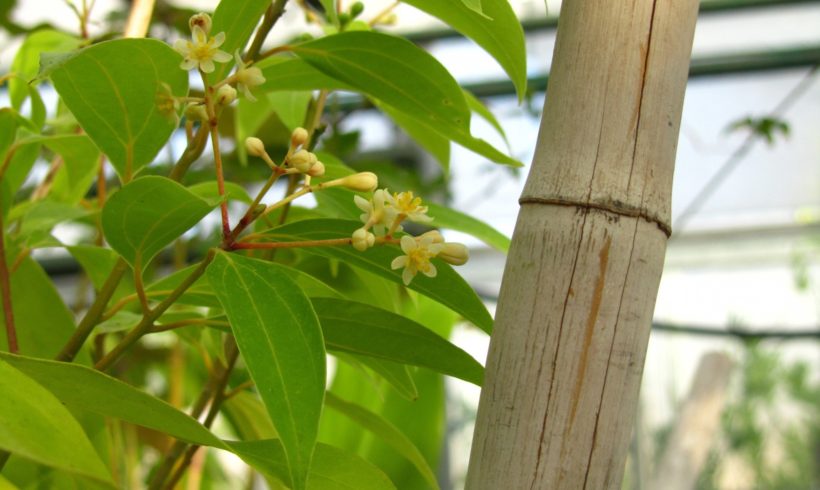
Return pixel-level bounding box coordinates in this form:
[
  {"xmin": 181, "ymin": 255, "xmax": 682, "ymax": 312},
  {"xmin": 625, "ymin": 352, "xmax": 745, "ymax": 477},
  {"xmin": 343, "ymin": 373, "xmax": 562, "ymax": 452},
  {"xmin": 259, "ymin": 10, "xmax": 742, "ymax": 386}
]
[
  {"xmin": 245, "ymin": 137, "xmax": 266, "ymax": 158},
  {"xmin": 216, "ymin": 84, "xmax": 237, "ymax": 106},
  {"xmin": 351, "ymin": 228, "xmax": 375, "ymax": 251},
  {"xmin": 184, "ymin": 103, "xmax": 208, "ymax": 122},
  {"xmin": 189, "ymin": 13, "xmax": 212, "ymax": 35},
  {"xmin": 291, "ymin": 127, "xmax": 309, "ymax": 148},
  {"xmin": 339, "ymin": 172, "xmax": 378, "ymax": 192},
  {"xmin": 307, "ymin": 161, "xmax": 325, "ymax": 177},
  {"xmin": 438, "ymin": 242, "xmax": 469, "ymax": 266},
  {"xmin": 290, "ymin": 149, "xmax": 313, "ymax": 173},
  {"xmin": 419, "ymin": 230, "xmax": 444, "ymax": 244}
]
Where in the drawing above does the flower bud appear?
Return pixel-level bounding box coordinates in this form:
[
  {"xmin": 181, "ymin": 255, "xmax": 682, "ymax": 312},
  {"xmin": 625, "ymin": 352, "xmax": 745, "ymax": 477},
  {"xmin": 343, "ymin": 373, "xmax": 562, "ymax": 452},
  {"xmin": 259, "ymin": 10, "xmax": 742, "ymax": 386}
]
[
  {"xmin": 438, "ymin": 242, "xmax": 469, "ymax": 266},
  {"xmin": 350, "ymin": 1, "xmax": 365, "ymax": 18},
  {"xmin": 189, "ymin": 13, "xmax": 212, "ymax": 35},
  {"xmin": 340, "ymin": 172, "xmax": 378, "ymax": 192},
  {"xmin": 216, "ymin": 85, "xmax": 237, "ymax": 106},
  {"xmin": 245, "ymin": 137, "xmax": 266, "ymax": 158},
  {"xmin": 289, "ymin": 149, "xmax": 313, "ymax": 173},
  {"xmin": 419, "ymin": 230, "xmax": 444, "ymax": 244},
  {"xmin": 351, "ymin": 228, "xmax": 375, "ymax": 252},
  {"xmin": 307, "ymin": 161, "xmax": 325, "ymax": 177},
  {"xmin": 291, "ymin": 127, "xmax": 309, "ymax": 148},
  {"xmin": 184, "ymin": 103, "xmax": 208, "ymax": 122}
]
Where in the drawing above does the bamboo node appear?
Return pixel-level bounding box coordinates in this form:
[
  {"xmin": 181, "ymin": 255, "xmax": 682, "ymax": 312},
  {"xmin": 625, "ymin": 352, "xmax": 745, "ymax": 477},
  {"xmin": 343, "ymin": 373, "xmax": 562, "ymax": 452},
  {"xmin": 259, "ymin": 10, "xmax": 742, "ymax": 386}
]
[{"xmin": 518, "ymin": 196, "xmax": 672, "ymax": 237}]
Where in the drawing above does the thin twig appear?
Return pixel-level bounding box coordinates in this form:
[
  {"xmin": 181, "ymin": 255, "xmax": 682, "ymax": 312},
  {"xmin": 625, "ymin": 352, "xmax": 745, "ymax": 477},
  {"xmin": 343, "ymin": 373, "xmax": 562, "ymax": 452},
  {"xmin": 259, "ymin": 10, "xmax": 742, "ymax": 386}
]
[
  {"xmin": 245, "ymin": 0, "xmax": 289, "ymax": 62},
  {"xmin": 0, "ymin": 212, "xmax": 18, "ymax": 354}
]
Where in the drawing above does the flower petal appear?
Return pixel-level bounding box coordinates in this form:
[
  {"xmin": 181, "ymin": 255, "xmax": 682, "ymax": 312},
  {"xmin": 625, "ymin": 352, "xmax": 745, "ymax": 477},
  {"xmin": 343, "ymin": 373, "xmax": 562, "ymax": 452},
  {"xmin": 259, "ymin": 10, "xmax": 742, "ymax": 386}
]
[
  {"xmin": 211, "ymin": 31, "xmax": 226, "ymax": 47},
  {"xmin": 213, "ymin": 49, "xmax": 232, "ymax": 63},
  {"xmin": 180, "ymin": 58, "xmax": 198, "ymax": 70},
  {"xmin": 402, "ymin": 267, "xmax": 414, "ymax": 286},
  {"xmin": 422, "ymin": 263, "xmax": 437, "ymax": 278},
  {"xmin": 199, "ymin": 59, "xmax": 215, "ymax": 73},
  {"xmin": 399, "ymin": 235, "xmax": 416, "ymax": 254},
  {"xmin": 391, "ymin": 256, "xmax": 407, "ymax": 270},
  {"xmin": 192, "ymin": 25, "xmax": 208, "ymax": 44}
]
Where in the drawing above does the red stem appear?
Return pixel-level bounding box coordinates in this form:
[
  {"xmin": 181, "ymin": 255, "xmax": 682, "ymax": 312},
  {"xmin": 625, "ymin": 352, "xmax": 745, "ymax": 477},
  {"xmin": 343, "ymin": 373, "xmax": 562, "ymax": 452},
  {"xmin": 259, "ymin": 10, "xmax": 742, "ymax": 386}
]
[{"xmin": 0, "ymin": 212, "xmax": 18, "ymax": 353}]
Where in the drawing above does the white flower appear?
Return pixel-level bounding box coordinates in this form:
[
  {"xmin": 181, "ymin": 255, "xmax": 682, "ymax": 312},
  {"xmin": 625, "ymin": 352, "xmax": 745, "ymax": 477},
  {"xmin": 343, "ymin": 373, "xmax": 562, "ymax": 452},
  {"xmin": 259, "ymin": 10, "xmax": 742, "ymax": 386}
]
[
  {"xmin": 351, "ymin": 228, "xmax": 376, "ymax": 252},
  {"xmin": 173, "ymin": 25, "xmax": 231, "ymax": 73},
  {"xmin": 390, "ymin": 235, "xmax": 444, "ymax": 285},
  {"xmin": 234, "ymin": 51, "xmax": 266, "ymax": 101},
  {"xmin": 354, "ymin": 189, "xmax": 390, "ymax": 234},
  {"xmin": 386, "ymin": 190, "xmax": 433, "ymax": 224}
]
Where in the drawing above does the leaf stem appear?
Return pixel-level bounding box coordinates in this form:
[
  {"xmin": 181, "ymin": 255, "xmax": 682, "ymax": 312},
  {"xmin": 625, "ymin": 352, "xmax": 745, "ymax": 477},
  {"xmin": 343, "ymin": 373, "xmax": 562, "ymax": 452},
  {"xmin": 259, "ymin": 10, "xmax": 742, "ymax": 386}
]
[
  {"xmin": 201, "ymin": 73, "xmax": 231, "ymax": 239},
  {"xmin": 95, "ymin": 250, "xmax": 216, "ymax": 371},
  {"xmin": 169, "ymin": 124, "xmax": 208, "ymax": 182},
  {"xmin": 223, "ymin": 167, "xmax": 285, "ymax": 246},
  {"xmin": 233, "ymin": 237, "xmax": 353, "ymax": 250},
  {"xmin": 245, "ymin": 0, "xmax": 289, "ymax": 62},
  {"xmin": 0, "ymin": 212, "xmax": 18, "ymax": 354}
]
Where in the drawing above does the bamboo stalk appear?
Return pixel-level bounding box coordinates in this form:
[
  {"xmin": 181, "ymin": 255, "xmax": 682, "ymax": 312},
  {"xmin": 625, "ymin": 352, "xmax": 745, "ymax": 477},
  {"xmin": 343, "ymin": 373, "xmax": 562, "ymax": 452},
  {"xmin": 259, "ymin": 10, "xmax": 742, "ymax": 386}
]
[{"xmin": 465, "ymin": 0, "xmax": 699, "ymax": 487}]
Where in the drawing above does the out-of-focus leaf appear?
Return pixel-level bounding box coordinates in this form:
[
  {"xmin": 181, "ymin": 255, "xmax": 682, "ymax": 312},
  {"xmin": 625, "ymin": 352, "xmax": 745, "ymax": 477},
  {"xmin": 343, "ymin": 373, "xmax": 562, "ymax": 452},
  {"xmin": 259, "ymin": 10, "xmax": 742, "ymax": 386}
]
[
  {"xmin": 9, "ymin": 29, "xmax": 80, "ymax": 110},
  {"xmin": 228, "ymin": 440, "xmax": 397, "ymax": 490},
  {"xmin": 47, "ymin": 39, "xmax": 188, "ymax": 180},
  {"xmin": 0, "ymin": 359, "xmax": 113, "ymax": 486},
  {"xmin": 0, "ymin": 353, "xmax": 225, "ymax": 449},
  {"xmin": 27, "ymin": 134, "xmax": 100, "ymax": 204},
  {"xmin": 378, "ymin": 101, "xmax": 450, "ymax": 170},
  {"xmin": 188, "ymin": 180, "xmax": 253, "ymax": 204},
  {"xmin": 223, "ymin": 391, "xmax": 278, "ymax": 440},
  {"xmin": 0, "ymin": 258, "xmax": 77, "ymax": 358},
  {"xmin": 101, "ymin": 176, "xmax": 214, "ymax": 271},
  {"xmin": 67, "ymin": 246, "xmax": 120, "ymax": 291},
  {"xmin": 325, "ymin": 392, "xmax": 439, "ymax": 489},
  {"xmin": 207, "ymin": 253, "xmax": 326, "ymax": 490}
]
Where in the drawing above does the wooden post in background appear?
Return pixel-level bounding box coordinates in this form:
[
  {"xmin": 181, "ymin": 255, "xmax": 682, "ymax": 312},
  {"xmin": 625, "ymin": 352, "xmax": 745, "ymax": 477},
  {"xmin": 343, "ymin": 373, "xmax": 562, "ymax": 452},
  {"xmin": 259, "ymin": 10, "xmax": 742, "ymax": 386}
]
[{"xmin": 465, "ymin": 0, "xmax": 699, "ymax": 488}]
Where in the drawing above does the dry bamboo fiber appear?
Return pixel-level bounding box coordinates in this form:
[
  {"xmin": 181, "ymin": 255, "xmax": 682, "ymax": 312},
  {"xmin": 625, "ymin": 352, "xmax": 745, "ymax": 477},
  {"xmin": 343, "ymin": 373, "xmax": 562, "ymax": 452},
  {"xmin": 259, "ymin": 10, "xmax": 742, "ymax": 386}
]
[{"xmin": 465, "ymin": 0, "xmax": 699, "ymax": 488}]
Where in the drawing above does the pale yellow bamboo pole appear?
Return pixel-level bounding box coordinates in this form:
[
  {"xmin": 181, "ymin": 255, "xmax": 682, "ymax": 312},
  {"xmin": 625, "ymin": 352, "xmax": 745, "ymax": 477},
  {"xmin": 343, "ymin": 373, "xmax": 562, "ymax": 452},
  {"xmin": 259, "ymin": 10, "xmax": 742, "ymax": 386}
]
[
  {"xmin": 465, "ymin": 0, "xmax": 699, "ymax": 488},
  {"xmin": 124, "ymin": 0, "xmax": 155, "ymax": 38}
]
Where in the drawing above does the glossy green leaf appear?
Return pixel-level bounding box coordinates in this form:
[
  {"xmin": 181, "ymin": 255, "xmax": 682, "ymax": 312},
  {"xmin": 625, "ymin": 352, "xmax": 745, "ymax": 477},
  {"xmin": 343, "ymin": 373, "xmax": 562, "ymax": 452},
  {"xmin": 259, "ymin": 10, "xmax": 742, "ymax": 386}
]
[
  {"xmin": 260, "ymin": 218, "xmax": 493, "ymax": 333},
  {"xmin": 0, "ymin": 258, "xmax": 77, "ymax": 358},
  {"xmin": 67, "ymin": 246, "xmax": 120, "ymax": 291},
  {"xmin": 463, "ymin": 89, "xmax": 508, "ymax": 145},
  {"xmin": 9, "ymin": 29, "xmax": 80, "ymax": 110},
  {"xmin": 290, "ymin": 32, "xmax": 520, "ymax": 166},
  {"xmin": 0, "ymin": 353, "xmax": 225, "ymax": 449},
  {"xmin": 207, "ymin": 252, "xmax": 326, "ymax": 490},
  {"xmin": 188, "ymin": 180, "xmax": 253, "ymax": 204},
  {"xmin": 229, "ymin": 440, "xmax": 396, "ymax": 490},
  {"xmin": 102, "ymin": 176, "xmax": 214, "ymax": 271},
  {"xmin": 39, "ymin": 134, "xmax": 101, "ymax": 204},
  {"xmin": 378, "ymin": 101, "xmax": 450, "ymax": 170},
  {"xmin": 325, "ymin": 392, "xmax": 439, "ymax": 490},
  {"xmin": 47, "ymin": 39, "xmax": 188, "ymax": 180},
  {"xmin": 257, "ymin": 57, "xmax": 353, "ymax": 93},
  {"xmin": 313, "ymin": 298, "xmax": 483, "ymax": 385},
  {"xmin": 293, "ymin": 32, "xmax": 470, "ymax": 132},
  {"xmin": 402, "ymin": 0, "xmax": 527, "ymax": 101},
  {"xmin": 0, "ymin": 359, "xmax": 113, "ymax": 486},
  {"xmin": 426, "ymin": 202, "xmax": 510, "ymax": 252},
  {"xmin": 209, "ymin": 0, "xmax": 272, "ymax": 82}
]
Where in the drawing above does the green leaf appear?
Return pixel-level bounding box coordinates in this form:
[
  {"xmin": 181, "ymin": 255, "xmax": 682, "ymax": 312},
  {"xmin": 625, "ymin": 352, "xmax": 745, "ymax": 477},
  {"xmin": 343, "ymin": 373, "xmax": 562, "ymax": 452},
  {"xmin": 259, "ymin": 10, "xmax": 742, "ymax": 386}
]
[
  {"xmin": 209, "ymin": 0, "xmax": 272, "ymax": 82},
  {"xmin": 260, "ymin": 218, "xmax": 493, "ymax": 333},
  {"xmin": 426, "ymin": 202, "xmax": 510, "ymax": 252},
  {"xmin": 3, "ymin": 130, "xmax": 41, "ymax": 193},
  {"xmin": 188, "ymin": 180, "xmax": 253, "ymax": 204},
  {"xmin": 402, "ymin": 0, "xmax": 527, "ymax": 101},
  {"xmin": 378, "ymin": 101, "xmax": 450, "ymax": 170},
  {"xmin": 67, "ymin": 246, "xmax": 120, "ymax": 291},
  {"xmin": 9, "ymin": 29, "xmax": 81, "ymax": 110},
  {"xmin": 0, "ymin": 258, "xmax": 77, "ymax": 358},
  {"xmin": 207, "ymin": 252, "xmax": 326, "ymax": 490},
  {"xmin": 325, "ymin": 392, "xmax": 439, "ymax": 490},
  {"xmin": 313, "ymin": 298, "xmax": 483, "ymax": 385},
  {"xmin": 257, "ymin": 57, "xmax": 353, "ymax": 93},
  {"xmin": 293, "ymin": 32, "xmax": 470, "ymax": 132},
  {"xmin": 463, "ymin": 89, "xmax": 508, "ymax": 145},
  {"xmin": 0, "ymin": 473, "xmax": 17, "ymax": 490},
  {"xmin": 344, "ymin": 355, "xmax": 418, "ymax": 401},
  {"xmin": 47, "ymin": 39, "xmax": 188, "ymax": 180},
  {"xmin": 35, "ymin": 134, "xmax": 100, "ymax": 204},
  {"xmin": 0, "ymin": 353, "xmax": 225, "ymax": 449},
  {"xmin": 228, "ymin": 440, "xmax": 397, "ymax": 490},
  {"xmin": 268, "ymin": 91, "xmax": 313, "ymax": 131},
  {"xmin": 101, "ymin": 176, "xmax": 214, "ymax": 271},
  {"xmin": 223, "ymin": 391, "xmax": 278, "ymax": 440},
  {"xmin": 8, "ymin": 200, "xmax": 90, "ymax": 237},
  {"xmin": 235, "ymin": 91, "xmax": 312, "ymax": 165},
  {"xmin": 290, "ymin": 32, "xmax": 520, "ymax": 166},
  {"xmin": 0, "ymin": 359, "xmax": 113, "ymax": 486},
  {"xmin": 319, "ymin": 0, "xmax": 338, "ymax": 25}
]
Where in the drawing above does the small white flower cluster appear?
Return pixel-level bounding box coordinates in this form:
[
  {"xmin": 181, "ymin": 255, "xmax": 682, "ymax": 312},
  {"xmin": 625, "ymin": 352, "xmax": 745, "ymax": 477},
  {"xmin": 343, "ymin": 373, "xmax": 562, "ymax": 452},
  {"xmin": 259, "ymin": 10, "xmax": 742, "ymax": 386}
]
[{"xmin": 351, "ymin": 191, "xmax": 468, "ymax": 285}]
